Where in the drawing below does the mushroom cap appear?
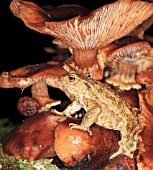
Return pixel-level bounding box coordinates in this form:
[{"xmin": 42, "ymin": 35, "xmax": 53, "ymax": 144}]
[
  {"xmin": 107, "ymin": 41, "xmax": 151, "ymax": 62},
  {"xmin": 44, "ymin": 1, "xmax": 153, "ymax": 49},
  {"xmin": 9, "ymin": 0, "xmax": 90, "ymax": 34},
  {"xmin": 128, "ymin": 14, "xmax": 153, "ymax": 39},
  {"xmin": 10, "ymin": 0, "xmax": 51, "ymax": 33},
  {"xmin": 2, "ymin": 111, "xmax": 66, "ymax": 161},
  {"xmin": 42, "ymin": 4, "xmax": 90, "ymax": 21},
  {"xmin": 105, "ymin": 41, "xmax": 153, "ymax": 90},
  {"xmin": 136, "ymin": 66, "xmax": 153, "ymax": 87},
  {"xmin": 0, "ymin": 63, "xmax": 67, "ymax": 88}
]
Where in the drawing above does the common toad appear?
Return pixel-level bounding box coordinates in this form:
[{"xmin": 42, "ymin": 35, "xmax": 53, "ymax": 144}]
[{"xmin": 53, "ymin": 71, "xmax": 142, "ymax": 159}]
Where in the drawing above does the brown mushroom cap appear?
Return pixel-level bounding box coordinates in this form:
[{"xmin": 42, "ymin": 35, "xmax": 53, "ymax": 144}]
[
  {"xmin": 54, "ymin": 118, "xmax": 120, "ymax": 167},
  {"xmin": 129, "ymin": 14, "xmax": 153, "ymax": 39},
  {"xmin": 2, "ymin": 111, "xmax": 66, "ymax": 161},
  {"xmin": 10, "ymin": 0, "xmax": 51, "ymax": 33},
  {"xmin": 136, "ymin": 66, "xmax": 153, "ymax": 87},
  {"xmin": 9, "ymin": 0, "xmax": 90, "ymax": 34},
  {"xmin": 10, "ymin": 0, "xmax": 153, "ymax": 49},
  {"xmin": 106, "ymin": 41, "xmax": 151, "ymax": 62},
  {"xmin": 44, "ymin": 1, "xmax": 153, "ymax": 49},
  {"xmin": 105, "ymin": 41, "xmax": 153, "ymax": 90},
  {"xmin": 0, "ymin": 63, "xmax": 67, "ymax": 89},
  {"xmin": 0, "ymin": 63, "xmax": 68, "ymax": 112}
]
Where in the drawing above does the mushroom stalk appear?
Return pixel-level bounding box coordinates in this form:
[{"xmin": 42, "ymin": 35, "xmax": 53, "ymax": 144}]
[{"xmin": 73, "ymin": 48, "xmax": 97, "ymax": 69}]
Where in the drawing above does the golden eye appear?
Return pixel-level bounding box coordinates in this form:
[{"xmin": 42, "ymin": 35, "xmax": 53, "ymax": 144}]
[{"xmin": 68, "ymin": 75, "xmax": 75, "ymax": 82}]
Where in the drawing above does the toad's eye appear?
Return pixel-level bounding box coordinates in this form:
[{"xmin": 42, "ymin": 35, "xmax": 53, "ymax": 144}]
[{"xmin": 68, "ymin": 75, "xmax": 75, "ymax": 82}]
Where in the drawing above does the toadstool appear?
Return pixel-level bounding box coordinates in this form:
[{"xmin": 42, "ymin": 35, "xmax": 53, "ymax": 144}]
[
  {"xmin": 0, "ymin": 63, "xmax": 70, "ymax": 112},
  {"xmin": 9, "ymin": 0, "xmax": 153, "ymax": 80},
  {"xmin": 104, "ymin": 41, "xmax": 153, "ymax": 90},
  {"xmin": 137, "ymin": 87, "xmax": 153, "ymax": 170}
]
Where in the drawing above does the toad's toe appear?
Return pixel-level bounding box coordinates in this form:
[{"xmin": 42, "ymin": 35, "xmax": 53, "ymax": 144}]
[{"xmin": 69, "ymin": 123, "xmax": 92, "ymax": 135}]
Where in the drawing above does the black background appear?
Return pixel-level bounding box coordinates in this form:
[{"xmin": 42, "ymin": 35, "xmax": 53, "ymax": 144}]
[{"xmin": 0, "ymin": 0, "xmax": 152, "ymax": 124}]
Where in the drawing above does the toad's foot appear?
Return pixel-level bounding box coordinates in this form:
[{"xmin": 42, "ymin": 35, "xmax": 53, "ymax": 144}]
[
  {"xmin": 69, "ymin": 123, "xmax": 92, "ymax": 135},
  {"xmin": 109, "ymin": 148, "xmax": 124, "ymax": 160},
  {"xmin": 51, "ymin": 109, "xmax": 65, "ymax": 116},
  {"xmin": 109, "ymin": 140, "xmax": 137, "ymax": 159},
  {"xmin": 109, "ymin": 148, "xmax": 134, "ymax": 160},
  {"xmin": 39, "ymin": 100, "xmax": 61, "ymax": 112}
]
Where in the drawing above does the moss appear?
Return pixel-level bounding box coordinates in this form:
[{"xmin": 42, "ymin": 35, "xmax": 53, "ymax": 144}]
[
  {"xmin": 0, "ymin": 144, "xmax": 60, "ymax": 170},
  {"xmin": 0, "ymin": 118, "xmax": 14, "ymax": 142}
]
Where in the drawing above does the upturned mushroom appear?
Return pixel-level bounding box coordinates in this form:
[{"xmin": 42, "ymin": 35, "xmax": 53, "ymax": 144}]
[
  {"xmin": 9, "ymin": 0, "xmax": 90, "ymax": 33},
  {"xmin": 104, "ymin": 41, "xmax": 153, "ymax": 90},
  {"xmin": 9, "ymin": 0, "xmax": 153, "ymax": 80}
]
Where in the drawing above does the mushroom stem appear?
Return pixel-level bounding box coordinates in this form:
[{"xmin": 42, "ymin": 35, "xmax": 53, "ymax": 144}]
[
  {"xmin": 31, "ymin": 80, "xmax": 61, "ymax": 112},
  {"xmin": 73, "ymin": 48, "xmax": 97, "ymax": 69}
]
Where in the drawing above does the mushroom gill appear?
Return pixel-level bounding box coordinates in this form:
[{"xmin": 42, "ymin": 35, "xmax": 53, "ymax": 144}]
[
  {"xmin": 44, "ymin": 1, "xmax": 153, "ymax": 80},
  {"xmin": 105, "ymin": 41, "xmax": 153, "ymax": 90},
  {"xmin": 9, "ymin": 0, "xmax": 153, "ymax": 80},
  {"xmin": 128, "ymin": 14, "xmax": 153, "ymax": 40}
]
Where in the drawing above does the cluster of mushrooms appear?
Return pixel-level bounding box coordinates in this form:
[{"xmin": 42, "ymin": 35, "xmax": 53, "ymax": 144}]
[{"xmin": 1, "ymin": 0, "xmax": 153, "ymax": 169}]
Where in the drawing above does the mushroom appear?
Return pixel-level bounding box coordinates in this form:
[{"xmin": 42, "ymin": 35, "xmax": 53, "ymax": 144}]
[
  {"xmin": 136, "ymin": 65, "xmax": 153, "ymax": 87},
  {"xmin": 9, "ymin": 0, "xmax": 90, "ymax": 34},
  {"xmin": 137, "ymin": 86, "xmax": 153, "ymax": 170},
  {"xmin": 104, "ymin": 41, "xmax": 153, "ymax": 90},
  {"xmin": 54, "ymin": 117, "xmax": 136, "ymax": 169},
  {"xmin": 0, "ymin": 63, "xmax": 70, "ymax": 112},
  {"xmin": 2, "ymin": 111, "xmax": 66, "ymax": 161},
  {"xmin": 17, "ymin": 96, "xmax": 40, "ymax": 116},
  {"xmin": 128, "ymin": 14, "xmax": 153, "ymax": 40},
  {"xmin": 9, "ymin": 0, "xmax": 153, "ymax": 80},
  {"xmin": 127, "ymin": 0, "xmax": 153, "ymax": 41}
]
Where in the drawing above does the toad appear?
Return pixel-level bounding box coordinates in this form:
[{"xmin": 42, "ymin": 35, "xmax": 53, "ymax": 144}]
[{"xmin": 52, "ymin": 71, "xmax": 142, "ymax": 159}]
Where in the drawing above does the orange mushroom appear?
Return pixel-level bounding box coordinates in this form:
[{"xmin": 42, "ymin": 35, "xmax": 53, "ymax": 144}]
[
  {"xmin": 2, "ymin": 111, "xmax": 66, "ymax": 161},
  {"xmin": 129, "ymin": 13, "xmax": 153, "ymax": 40},
  {"xmin": 136, "ymin": 66, "xmax": 153, "ymax": 87},
  {"xmin": 104, "ymin": 41, "xmax": 153, "ymax": 90},
  {"xmin": 9, "ymin": 0, "xmax": 153, "ymax": 80},
  {"xmin": 9, "ymin": 0, "xmax": 90, "ymax": 34},
  {"xmin": 0, "ymin": 63, "xmax": 70, "ymax": 112},
  {"xmin": 137, "ymin": 87, "xmax": 153, "ymax": 170}
]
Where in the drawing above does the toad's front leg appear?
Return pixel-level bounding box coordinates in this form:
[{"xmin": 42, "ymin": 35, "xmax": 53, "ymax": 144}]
[
  {"xmin": 52, "ymin": 100, "xmax": 82, "ymax": 117},
  {"xmin": 69, "ymin": 103, "xmax": 102, "ymax": 135}
]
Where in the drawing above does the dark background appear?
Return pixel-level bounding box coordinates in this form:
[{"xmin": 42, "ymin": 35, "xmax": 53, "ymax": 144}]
[{"xmin": 0, "ymin": 0, "xmax": 152, "ymax": 124}]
